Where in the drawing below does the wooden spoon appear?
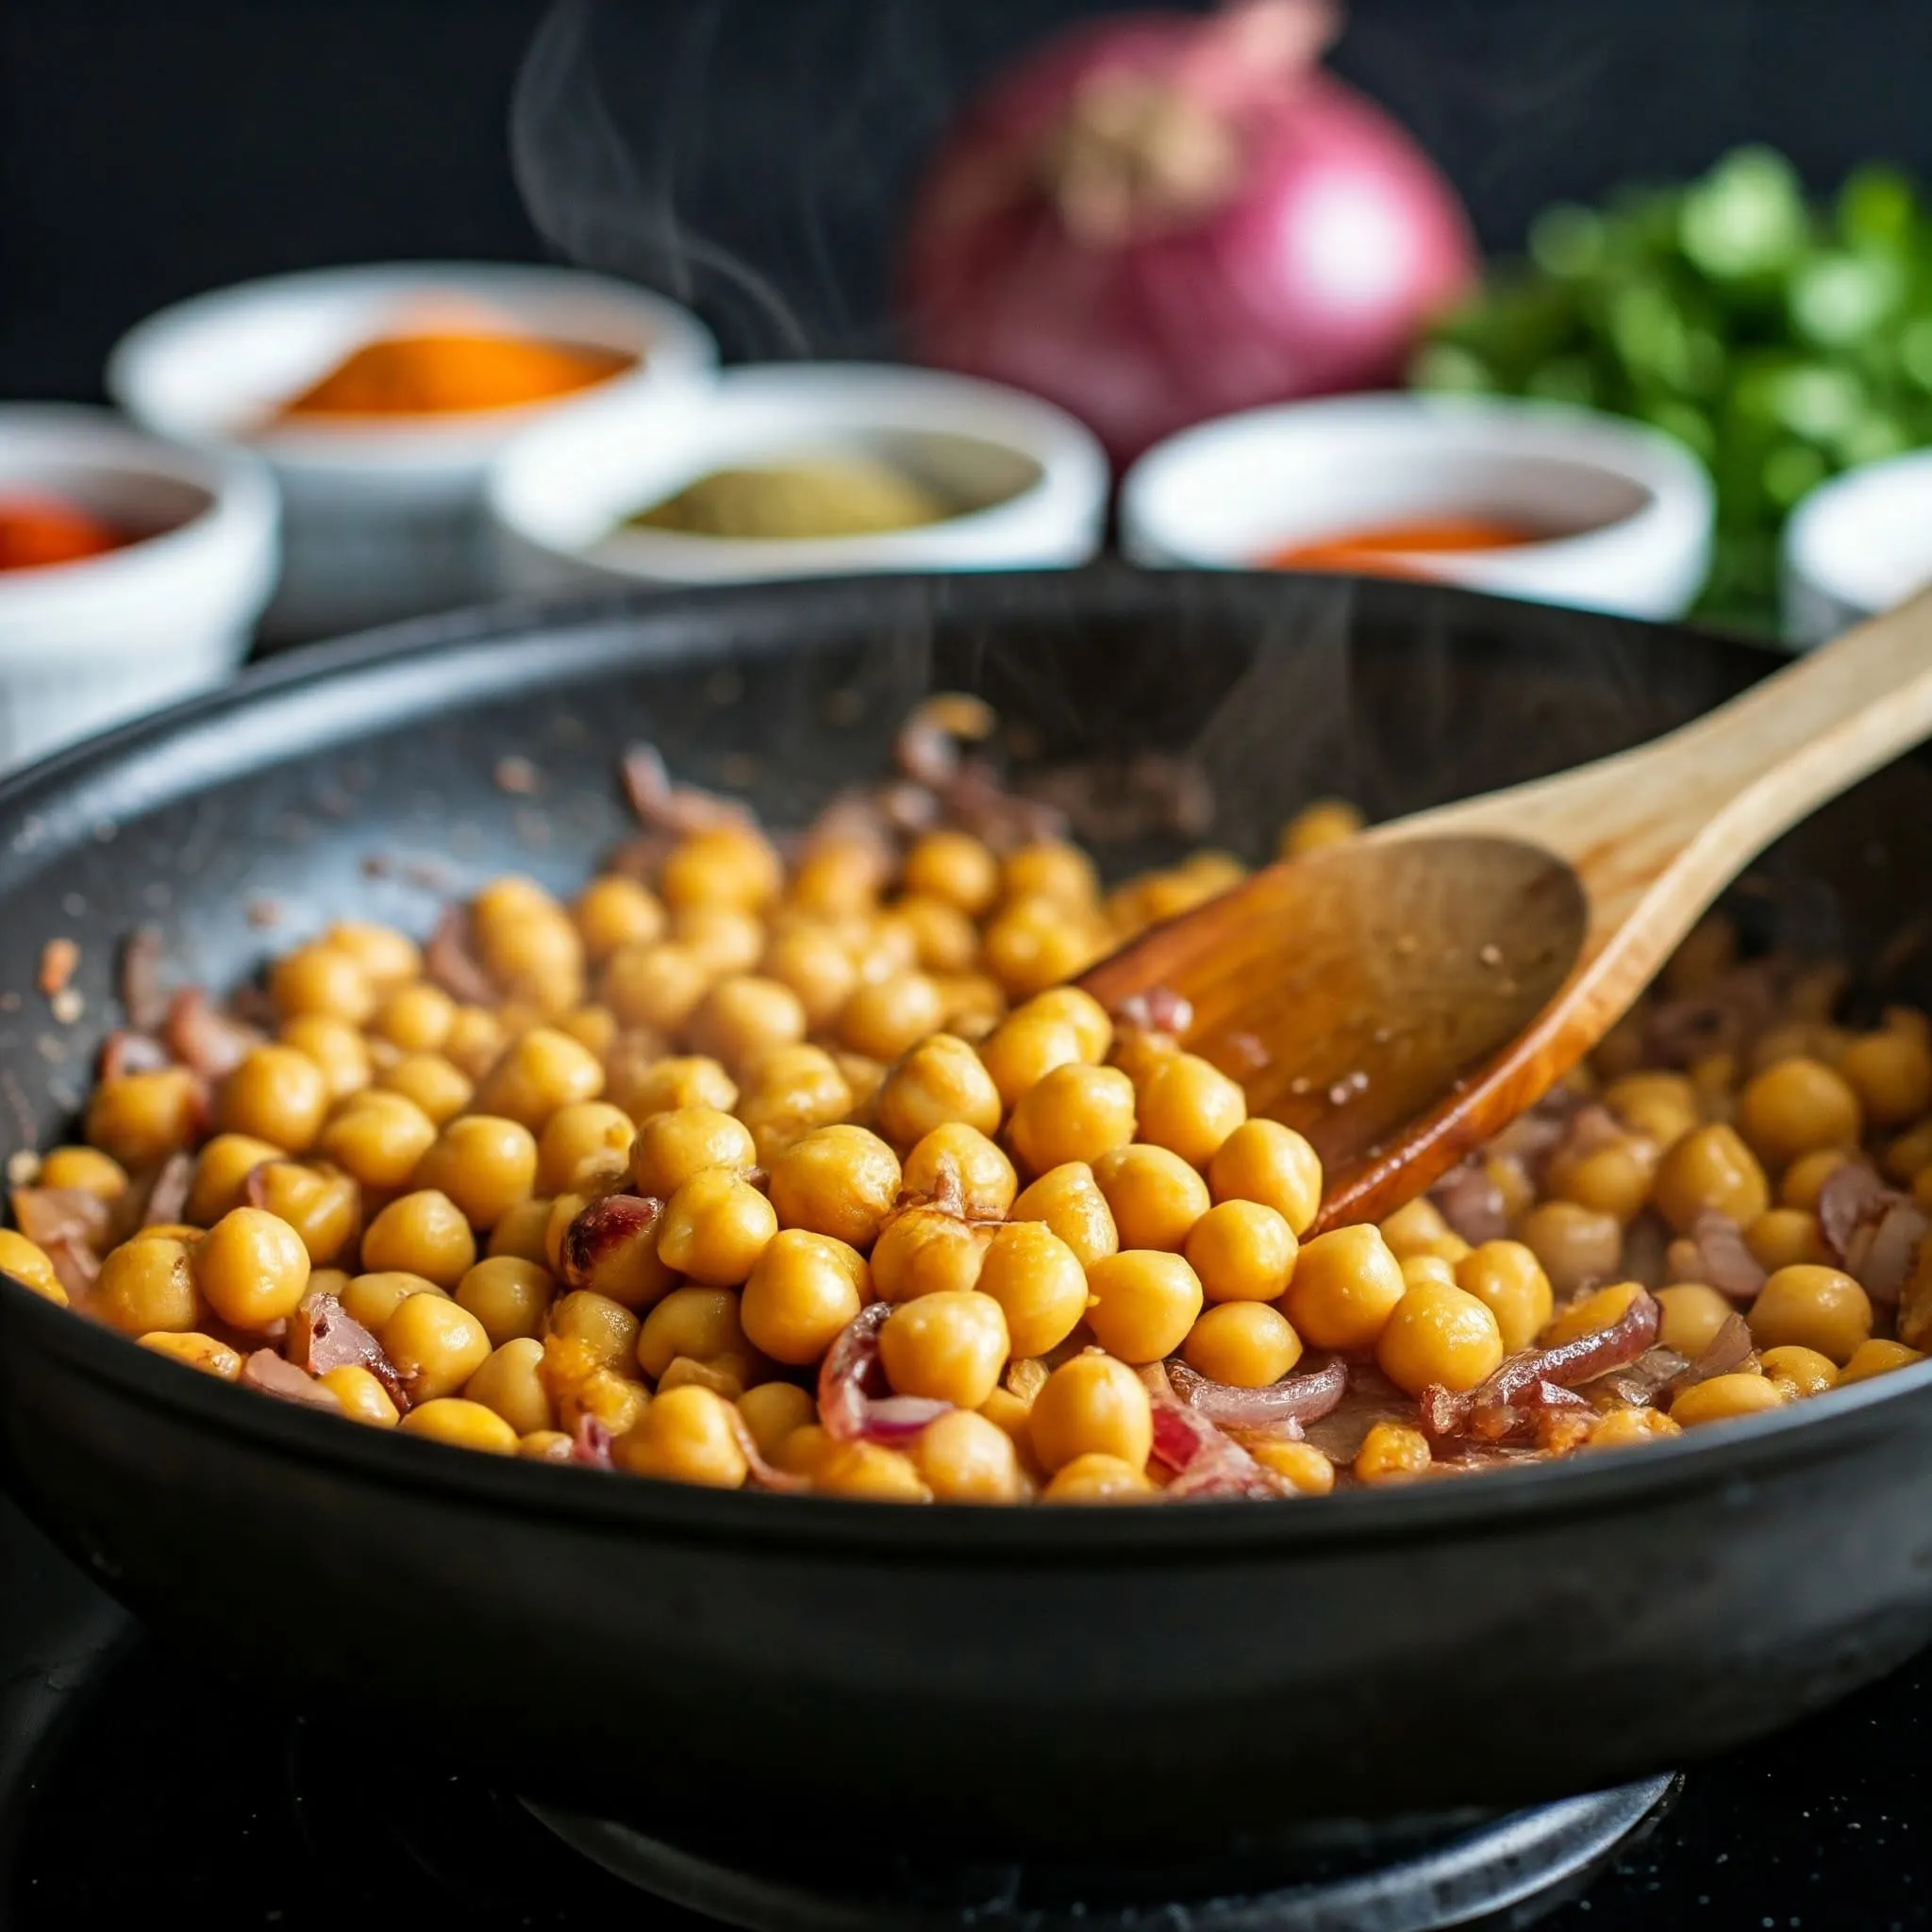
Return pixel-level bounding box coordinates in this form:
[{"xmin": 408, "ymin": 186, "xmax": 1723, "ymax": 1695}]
[{"xmin": 1079, "ymin": 586, "xmax": 1932, "ymax": 1233}]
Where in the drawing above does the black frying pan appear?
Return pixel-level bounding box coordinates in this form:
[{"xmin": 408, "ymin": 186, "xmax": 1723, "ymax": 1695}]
[{"xmin": 3, "ymin": 567, "xmax": 1932, "ymax": 1867}]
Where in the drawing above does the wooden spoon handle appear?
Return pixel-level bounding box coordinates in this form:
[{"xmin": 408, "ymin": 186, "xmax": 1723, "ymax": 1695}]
[{"xmin": 1388, "ymin": 583, "xmax": 1932, "ymax": 948}]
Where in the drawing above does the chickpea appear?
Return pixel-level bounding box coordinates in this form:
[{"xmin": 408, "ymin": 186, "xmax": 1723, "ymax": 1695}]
[
  {"xmin": 1184, "ymin": 1300, "xmax": 1303, "ymax": 1388},
  {"xmin": 1654, "ymin": 1282, "xmax": 1737, "ymax": 1357},
  {"xmin": 479, "ymin": 907, "xmax": 585, "ymax": 1016},
  {"xmin": 1541, "ymin": 1280, "xmax": 1650, "ymax": 1351},
  {"xmin": 488, "ymin": 1195, "xmax": 556, "ymax": 1267},
  {"xmin": 556, "ymin": 1363, "xmax": 655, "ymax": 1438},
  {"xmin": 1453, "ymin": 1241, "xmax": 1554, "ymax": 1354},
  {"xmin": 367, "ymin": 1051, "xmax": 468, "ymax": 1126},
  {"xmin": 270, "ymin": 942, "xmax": 375, "ymax": 1024},
  {"xmin": 382, "ymin": 1291, "xmax": 493, "ymax": 1403},
  {"xmin": 470, "ymin": 1025, "xmax": 603, "ymax": 1133},
  {"xmin": 318, "ymin": 1090, "xmax": 440, "ymax": 1193},
  {"xmin": 1208, "ymin": 1119, "xmax": 1324, "ymax": 1236},
  {"xmin": 1586, "ymin": 1407, "xmax": 1682, "ymax": 1450},
  {"xmin": 1108, "ymin": 1022, "xmax": 1181, "ymax": 1093},
  {"xmin": 975, "ymin": 1221, "xmax": 1089, "ymax": 1358},
  {"xmin": 549, "ymin": 1292, "xmax": 645, "ymax": 1383},
  {"xmin": 614, "ymin": 1384, "xmax": 747, "ymax": 1487},
  {"xmin": 322, "ymin": 1363, "xmax": 401, "ymax": 1426},
  {"xmin": 768, "ymin": 1124, "xmax": 901, "ymax": 1250},
  {"xmin": 455, "ymin": 1256, "xmax": 557, "ymax": 1347},
  {"xmin": 838, "ymin": 972, "xmax": 945, "ymax": 1064},
  {"xmin": 1603, "ymin": 1072, "xmax": 1699, "ymax": 1149},
  {"xmin": 899, "ymin": 829, "xmax": 999, "ymax": 916},
  {"xmin": 1008, "ymin": 1064, "xmax": 1137, "ymax": 1176},
  {"xmin": 870, "ymin": 1206, "xmax": 991, "ymax": 1303},
  {"xmin": 1042, "ymin": 1453, "xmax": 1154, "ymax": 1502},
  {"xmin": 1136, "ymin": 1054, "xmax": 1247, "ymax": 1171},
  {"xmin": 985, "ymin": 897, "xmax": 1101, "ymax": 999},
  {"xmin": 279, "ymin": 1014, "xmax": 373, "ymax": 1102},
  {"xmin": 741, "ymin": 1229, "xmax": 867, "ymax": 1365},
  {"xmin": 911, "ymin": 1408, "xmax": 1024, "ymax": 1502},
  {"xmin": 979, "ymin": 1015, "xmax": 1086, "ymax": 1112},
  {"xmin": 1402, "ymin": 1255, "xmax": 1457, "ymax": 1292},
  {"xmin": 1760, "ymin": 1344, "xmax": 1839, "ymax": 1399},
  {"xmin": 1030, "ymin": 1352, "xmax": 1154, "ymax": 1473},
  {"xmin": 876, "ymin": 1034, "xmax": 1002, "ymax": 1146},
  {"xmin": 1278, "ymin": 799, "xmax": 1363, "ymax": 858},
  {"xmin": 323, "ymin": 921, "xmax": 421, "ymax": 989},
  {"xmin": 341, "ymin": 1270, "xmax": 444, "ymax": 1333},
  {"xmin": 657, "ymin": 823, "xmax": 780, "ymax": 911},
  {"xmin": 760, "ymin": 924, "xmax": 859, "ymax": 1032},
  {"xmin": 186, "ymin": 1132, "xmax": 285, "ymax": 1225},
  {"xmin": 38, "ymin": 1145, "xmax": 128, "ymax": 1199},
  {"xmin": 1084, "ymin": 1251, "xmax": 1204, "ymax": 1363},
  {"xmin": 87, "ymin": 1066, "xmax": 204, "ymax": 1169},
  {"xmin": 95, "ymin": 1235, "xmax": 204, "ymax": 1335},
  {"xmin": 194, "ymin": 1207, "xmax": 310, "ymax": 1331},
  {"xmin": 1354, "ymin": 1421, "xmax": 1431, "ymax": 1485},
  {"xmin": 814, "ymin": 1439, "xmax": 931, "ymax": 1501},
  {"xmin": 408, "ymin": 1115, "xmax": 539, "ymax": 1230},
  {"xmin": 628, "ymin": 1106, "xmax": 755, "ymax": 1201},
  {"xmin": 1283, "ymin": 1224, "xmax": 1406, "ymax": 1351},
  {"xmin": 1743, "ymin": 1208, "xmax": 1825, "ymax": 1273},
  {"xmin": 1092, "ymin": 1143, "xmax": 1211, "ymax": 1253},
  {"xmin": 1651, "ymin": 1124, "xmax": 1771, "ymax": 1235},
  {"xmin": 1838, "ymin": 1028, "xmax": 1932, "ymax": 1129},
  {"xmin": 1839, "ymin": 1339, "xmax": 1925, "ymax": 1385},
  {"xmin": 0, "ymin": 1229, "xmax": 66, "ymax": 1304},
  {"xmin": 246, "ymin": 1161, "xmax": 359, "ymax": 1268},
  {"xmin": 444, "ymin": 1005, "xmax": 508, "ymax": 1082},
  {"xmin": 1890, "ymin": 1120, "xmax": 1932, "ymax": 1185},
  {"xmin": 902, "ymin": 1124, "xmax": 1017, "ymax": 1223},
  {"xmin": 1747, "ymin": 1265, "xmax": 1872, "ymax": 1365},
  {"xmin": 636, "ymin": 1286, "xmax": 747, "ymax": 1380},
  {"xmin": 535, "ymin": 1101, "xmax": 635, "ymax": 1196},
  {"xmin": 1780, "ymin": 1148, "xmax": 1854, "ymax": 1211},
  {"xmin": 603, "ymin": 941, "xmax": 713, "ymax": 1034},
  {"xmin": 1545, "ymin": 1135, "xmax": 1657, "ymax": 1224},
  {"xmin": 572, "ymin": 875, "xmax": 666, "ymax": 961},
  {"xmin": 1377, "ymin": 1198, "xmax": 1471, "ymax": 1265},
  {"xmin": 894, "ymin": 894, "xmax": 983, "ymax": 975},
  {"xmin": 1376, "ymin": 1283, "xmax": 1504, "ymax": 1396},
  {"xmin": 1515, "ymin": 1200, "xmax": 1624, "ymax": 1297},
  {"xmin": 680, "ymin": 974, "xmax": 802, "ymax": 1074},
  {"xmin": 621, "ymin": 1056, "xmax": 740, "ymax": 1124},
  {"xmin": 1008, "ymin": 1161, "xmax": 1119, "ymax": 1270},
  {"xmin": 463, "ymin": 1336, "xmax": 557, "ymax": 1435},
  {"xmin": 398, "ymin": 1398, "xmax": 519, "ymax": 1455},
  {"xmin": 736, "ymin": 1382, "xmax": 816, "ymax": 1460},
  {"xmin": 137, "ymin": 1329, "xmax": 242, "ymax": 1379},
  {"xmin": 1671, "ymin": 1372, "xmax": 1788, "ymax": 1428},
  {"xmin": 1736, "ymin": 1057, "xmax": 1863, "ymax": 1172},
  {"xmin": 1004, "ymin": 839, "xmax": 1104, "ymax": 916},
  {"xmin": 554, "ymin": 1194, "xmax": 673, "ymax": 1313},
  {"xmin": 656, "ymin": 1170, "xmax": 776, "ymax": 1286},
  {"xmin": 878, "ymin": 1291, "xmax": 1009, "ymax": 1407},
  {"xmin": 371, "ymin": 983, "xmax": 457, "ymax": 1055},
  {"xmin": 519, "ymin": 1430, "xmax": 575, "ymax": 1462}
]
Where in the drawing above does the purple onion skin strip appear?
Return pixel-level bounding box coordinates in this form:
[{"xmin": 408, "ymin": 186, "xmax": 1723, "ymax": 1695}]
[
  {"xmin": 1165, "ymin": 1356, "xmax": 1348, "ymax": 1433},
  {"xmin": 818, "ymin": 1304, "xmax": 954, "ymax": 1446}
]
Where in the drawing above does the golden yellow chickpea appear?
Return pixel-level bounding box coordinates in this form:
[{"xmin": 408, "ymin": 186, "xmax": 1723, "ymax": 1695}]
[
  {"xmin": 244, "ymin": 1160, "xmax": 358, "ymax": 1268},
  {"xmin": 194, "ymin": 1206, "xmax": 311, "ymax": 1331},
  {"xmin": 323, "ymin": 920, "xmax": 421, "ymax": 989},
  {"xmin": 1671, "ymin": 1372, "xmax": 1788, "ymax": 1428},
  {"xmin": 741, "ymin": 1229, "xmax": 867, "ymax": 1365},
  {"xmin": 321, "ymin": 1363, "xmax": 400, "ymax": 1426},
  {"xmin": 674, "ymin": 902, "xmax": 767, "ymax": 975},
  {"xmin": 636, "ymin": 1285, "xmax": 747, "ymax": 1380},
  {"xmin": 185, "ymin": 1132, "xmax": 284, "ymax": 1225},
  {"xmin": 279, "ymin": 1014, "xmax": 373, "ymax": 1101},
  {"xmin": 1586, "ymin": 1407, "xmax": 1683, "ymax": 1450},
  {"xmin": 1839, "ymin": 1339, "xmax": 1925, "ymax": 1385},
  {"xmin": 317, "ymin": 1090, "xmax": 440, "ymax": 1193},
  {"xmin": 487, "ymin": 1195, "xmax": 556, "ymax": 1267},
  {"xmin": 1747, "ymin": 1265, "xmax": 1872, "ymax": 1365},
  {"xmin": 1008, "ymin": 1161, "xmax": 1119, "ymax": 1270},
  {"xmin": 901, "ymin": 829, "xmax": 1000, "ymax": 916},
  {"xmin": 357, "ymin": 1189, "xmax": 473, "ymax": 1288},
  {"xmin": 1092, "ymin": 1143, "xmax": 1212, "ymax": 1253},
  {"xmin": 617, "ymin": 1055, "xmax": 739, "ymax": 1124},
  {"xmin": 1375, "ymin": 1283, "xmax": 1504, "ymax": 1396},
  {"xmin": 558, "ymin": 1363, "xmax": 655, "ymax": 1435},
  {"xmin": 1183, "ymin": 1300, "xmax": 1303, "ymax": 1388},
  {"xmin": 398, "ymin": 1397, "xmax": 519, "ymax": 1455},
  {"xmin": 455, "ymin": 1256, "xmax": 558, "ymax": 1348},
  {"xmin": 94, "ymin": 1236, "xmax": 204, "ymax": 1335},
  {"xmin": 443, "ymin": 1005, "xmax": 508, "ymax": 1081},
  {"xmin": 1736, "ymin": 1056, "xmax": 1863, "ymax": 1173},
  {"xmin": 1029, "ymin": 1351, "xmax": 1153, "ymax": 1473},
  {"xmin": 0, "ymin": 1228, "xmax": 66, "ymax": 1304},
  {"xmin": 838, "ymin": 972, "xmax": 946, "ymax": 1063},
  {"xmin": 658, "ymin": 824, "xmax": 782, "ymax": 912},
  {"xmin": 1760, "ymin": 1344, "xmax": 1839, "ymax": 1399},
  {"xmin": 341, "ymin": 1270, "xmax": 443, "ymax": 1333},
  {"xmin": 373, "ymin": 1051, "xmax": 472, "ymax": 1126},
  {"xmin": 1514, "ymin": 1200, "xmax": 1624, "ymax": 1297},
  {"xmin": 876, "ymin": 1034, "xmax": 1003, "ymax": 1146},
  {"xmin": 628, "ymin": 1106, "xmax": 754, "ymax": 1200},
  {"xmin": 384, "ymin": 1291, "xmax": 493, "ymax": 1403},
  {"xmin": 1108, "ymin": 1022, "xmax": 1181, "ymax": 1092},
  {"xmin": 682, "ymin": 974, "xmax": 805, "ymax": 1074},
  {"xmin": 878, "ymin": 1291, "xmax": 1009, "ymax": 1407},
  {"xmin": 656, "ymin": 1169, "xmax": 776, "ymax": 1286},
  {"xmin": 1838, "ymin": 1028, "xmax": 1932, "ymax": 1129},
  {"xmin": 1453, "ymin": 1241, "xmax": 1554, "ymax": 1355},
  {"xmin": 760, "ymin": 924, "xmax": 859, "ymax": 1031},
  {"xmin": 1227, "ymin": 1440, "xmax": 1325, "ymax": 1494},
  {"xmin": 518, "ymin": 1429, "xmax": 575, "ymax": 1461},
  {"xmin": 463, "ymin": 1336, "xmax": 556, "ymax": 1435},
  {"xmin": 980, "ymin": 899, "xmax": 1098, "ymax": 999},
  {"xmin": 1603, "ymin": 1071, "xmax": 1700, "ymax": 1149},
  {"xmin": 813, "ymin": 1439, "xmax": 931, "ymax": 1501},
  {"xmin": 736, "ymin": 1381, "xmax": 816, "ymax": 1460},
  {"xmin": 370, "ymin": 982, "xmax": 456, "ymax": 1055},
  {"xmin": 1012, "ymin": 988, "xmax": 1111, "ymax": 1063},
  {"xmin": 1545, "ymin": 1135, "xmax": 1657, "ymax": 1225},
  {"xmin": 1354, "ymin": 1421, "xmax": 1431, "ymax": 1485},
  {"xmin": 270, "ymin": 941, "xmax": 375, "ymax": 1024},
  {"xmin": 898, "ymin": 1123, "xmax": 1014, "ymax": 1224},
  {"xmin": 1084, "ymin": 1251, "xmax": 1204, "ymax": 1363},
  {"xmin": 86, "ymin": 1066, "xmax": 205, "ymax": 1170},
  {"xmin": 38, "ymin": 1145, "xmax": 128, "ymax": 1199},
  {"xmin": 1136, "ymin": 1054, "xmax": 1246, "ymax": 1171},
  {"xmin": 870, "ymin": 1206, "xmax": 991, "ymax": 1303},
  {"xmin": 1008, "ymin": 1063, "xmax": 1137, "ymax": 1176},
  {"xmin": 1377, "ymin": 1197, "xmax": 1471, "ymax": 1265},
  {"xmin": 1278, "ymin": 799, "xmax": 1363, "ymax": 858},
  {"xmin": 768, "ymin": 1124, "xmax": 901, "ymax": 1250},
  {"xmin": 1651, "ymin": 1124, "xmax": 1771, "ymax": 1235},
  {"xmin": 1742, "ymin": 1208, "xmax": 1825, "ymax": 1273},
  {"xmin": 1208, "ymin": 1119, "xmax": 1324, "ymax": 1236},
  {"xmin": 1283, "ymin": 1224, "xmax": 1406, "ymax": 1351},
  {"xmin": 998, "ymin": 841, "xmax": 1098, "ymax": 912},
  {"xmin": 1779, "ymin": 1148, "xmax": 1853, "ymax": 1211},
  {"xmin": 603, "ymin": 941, "xmax": 713, "ymax": 1035},
  {"xmin": 1042, "ymin": 1453, "xmax": 1154, "ymax": 1502},
  {"xmin": 136, "ymin": 1329, "xmax": 242, "ymax": 1378},
  {"xmin": 979, "ymin": 1015, "xmax": 1086, "ymax": 1110},
  {"xmin": 535, "ymin": 1101, "xmax": 635, "ymax": 1196},
  {"xmin": 734, "ymin": 1045, "xmax": 852, "ymax": 1166},
  {"xmin": 573, "ymin": 874, "xmax": 667, "ymax": 959},
  {"xmin": 911, "ymin": 1408, "xmax": 1024, "ymax": 1502},
  {"xmin": 1654, "ymin": 1282, "xmax": 1737, "ymax": 1357},
  {"xmin": 1541, "ymin": 1280, "xmax": 1650, "ymax": 1350},
  {"xmin": 614, "ymin": 1384, "xmax": 748, "ymax": 1487},
  {"xmin": 406, "ymin": 1114, "xmax": 537, "ymax": 1232},
  {"xmin": 472, "ymin": 1025, "xmax": 604, "ymax": 1133},
  {"xmin": 1401, "ymin": 1255, "xmax": 1457, "ymax": 1293},
  {"xmin": 974, "ymin": 1221, "xmax": 1090, "ymax": 1358}
]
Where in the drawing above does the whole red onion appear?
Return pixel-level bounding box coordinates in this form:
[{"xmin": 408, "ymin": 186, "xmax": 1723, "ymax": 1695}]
[{"xmin": 900, "ymin": 0, "xmax": 1477, "ymax": 464}]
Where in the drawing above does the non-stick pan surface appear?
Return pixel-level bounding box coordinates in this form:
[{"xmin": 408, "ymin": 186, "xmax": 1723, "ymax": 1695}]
[{"xmin": 3, "ymin": 568, "xmax": 1932, "ymax": 1864}]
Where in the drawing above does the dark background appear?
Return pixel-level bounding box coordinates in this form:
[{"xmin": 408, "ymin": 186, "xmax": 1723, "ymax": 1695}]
[{"xmin": 6, "ymin": 0, "xmax": 1932, "ymax": 392}]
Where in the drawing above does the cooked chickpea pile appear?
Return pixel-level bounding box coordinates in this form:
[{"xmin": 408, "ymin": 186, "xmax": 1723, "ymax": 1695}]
[{"xmin": 8, "ymin": 749, "xmax": 1929, "ymax": 1505}]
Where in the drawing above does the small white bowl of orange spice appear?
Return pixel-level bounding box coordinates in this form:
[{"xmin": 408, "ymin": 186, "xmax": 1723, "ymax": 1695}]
[
  {"xmin": 1120, "ymin": 393, "xmax": 1714, "ymax": 621},
  {"xmin": 108, "ymin": 262, "xmax": 717, "ymax": 641}
]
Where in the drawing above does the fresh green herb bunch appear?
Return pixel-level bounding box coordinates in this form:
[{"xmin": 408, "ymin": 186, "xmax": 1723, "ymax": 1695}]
[{"xmin": 1412, "ymin": 147, "xmax": 1932, "ymax": 632}]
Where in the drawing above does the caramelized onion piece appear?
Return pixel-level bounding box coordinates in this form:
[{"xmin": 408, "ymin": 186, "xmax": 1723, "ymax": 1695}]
[
  {"xmin": 139, "ymin": 1151, "xmax": 195, "ymax": 1230},
  {"xmin": 621, "ymin": 743, "xmax": 752, "ymax": 836},
  {"xmin": 163, "ymin": 987, "xmax": 263, "ymax": 1081},
  {"xmin": 1666, "ymin": 1312, "xmax": 1757, "ymax": 1398},
  {"xmin": 1849, "ymin": 1200, "xmax": 1929, "ymax": 1307},
  {"xmin": 12, "ymin": 1185, "xmax": 113, "ymax": 1257},
  {"xmin": 1685, "ymin": 1210, "xmax": 1767, "ymax": 1301},
  {"xmin": 1142, "ymin": 1365, "xmax": 1291, "ymax": 1499},
  {"xmin": 1818, "ymin": 1160, "xmax": 1890, "ymax": 1263},
  {"xmin": 287, "ymin": 1291, "xmax": 408, "ymax": 1408},
  {"xmin": 818, "ymin": 1302, "xmax": 951, "ymax": 1445},
  {"xmin": 240, "ymin": 1349, "xmax": 343, "ymax": 1413},
  {"xmin": 1165, "ymin": 1355, "xmax": 1346, "ymax": 1436},
  {"xmin": 572, "ymin": 1414, "xmax": 615, "ymax": 1469},
  {"xmin": 425, "ymin": 908, "xmax": 496, "ymax": 1005},
  {"xmin": 119, "ymin": 926, "xmax": 168, "ymax": 1033},
  {"xmin": 1430, "ymin": 1158, "xmax": 1508, "ymax": 1245}
]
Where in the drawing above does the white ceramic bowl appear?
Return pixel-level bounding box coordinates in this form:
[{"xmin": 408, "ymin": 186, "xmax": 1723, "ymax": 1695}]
[
  {"xmin": 488, "ymin": 363, "xmax": 1109, "ymax": 591},
  {"xmin": 0, "ymin": 405, "xmax": 277, "ymax": 768},
  {"xmin": 107, "ymin": 262, "xmax": 718, "ymax": 641},
  {"xmin": 1121, "ymin": 393, "xmax": 1715, "ymax": 621},
  {"xmin": 1782, "ymin": 449, "xmax": 1932, "ymax": 648}
]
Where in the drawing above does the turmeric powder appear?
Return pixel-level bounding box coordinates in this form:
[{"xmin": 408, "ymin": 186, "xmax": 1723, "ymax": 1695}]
[{"xmin": 278, "ymin": 331, "xmax": 634, "ymax": 419}]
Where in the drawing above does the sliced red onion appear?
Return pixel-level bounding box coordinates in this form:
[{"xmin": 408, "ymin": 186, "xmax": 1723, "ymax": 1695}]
[
  {"xmin": 163, "ymin": 987, "xmax": 263, "ymax": 1082},
  {"xmin": 1551, "ymin": 1103, "xmax": 1625, "ymax": 1167},
  {"xmin": 621, "ymin": 743, "xmax": 754, "ymax": 835},
  {"xmin": 118, "ymin": 925, "xmax": 168, "ymax": 1033},
  {"xmin": 1818, "ymin": 1160, "xmax": 1890, "ymax": 1265},
  {"xmin": 1165, "ymin": 1355, "xmax": 1346, "ymax": 1435},
  {"xmin": 425, "ymin": 907, "xmax": 496, "ymax": 1006},
  {"xmin": 1143, "ymin": 1366, "xmax": 1289, "ymax": 1499},
  {"xmin": 1430, "ymin": 1159, "xmax": 1508, "ymax": 1245},
  {"xmin": 43, "ymin": 1238, "xmax": 99, "ymax": 1302},
  {"xmin": 818, "ymin": 1302, "xmax": 952, "ymax": 1445},
  {"xmin": 1591, "ymin": 1344, "xmax": 1691, "ymax": 1410},
  {"xmin": 722, "ymin": 1406, "xmax": 810, "ymax": 1493},
  {"xmin": 140, "ymin": 1151, "xmax": 195, "ymax": 1229},
  {"xmin": 1620, "ymin": 1210, "xmax": 1670, "ymax": 1290},
  {"xmin": 572, "ymin": 1414, "xmax": 615, "ymax": 1469},
  {"xmin": 1846, "ymin": 1200, "xmax": 1929, "ymax": 1306},
  {"xmin": 100, "ymin": 1030, "xmax": 171, "ymax": 1079},
  {"xmin": 287, "ymin": 1291, "xmax": 408, "ymax": 1409},
  {"xmin": 240, "ymin": 1349, "xmax": 343, "ymax": 1414},
  {"xmin": 1686, "ymin": 1210, "xmax": 1767, "ymax": 1301},
  {"xmin": 1666, "ymin": 1312, "xmax": 1757, "ymax": 1397},
  {"xmin": 11, "ymin": 1185, "xmax": 113, "ymax": 1257}
]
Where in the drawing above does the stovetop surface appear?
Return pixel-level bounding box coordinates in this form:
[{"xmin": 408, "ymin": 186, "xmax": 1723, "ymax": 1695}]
[{"xmin": 0, "ymin": 1492, "xmax": 1922, "ymax": 1931}]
